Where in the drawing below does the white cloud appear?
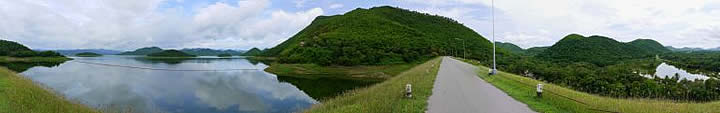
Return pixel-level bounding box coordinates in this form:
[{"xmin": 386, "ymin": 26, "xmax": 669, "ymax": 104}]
[
  {"xmin": 0, "ymin": 0, "xmax": 324, "ymax": 50},
  {"xmin": 329, "ymin": 4, "xmax": 343, "ymax": 9}
]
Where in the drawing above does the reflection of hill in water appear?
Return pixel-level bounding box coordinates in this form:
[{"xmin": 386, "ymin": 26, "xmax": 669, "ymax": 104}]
[
  {"xmin": 0, "ymin": 61, "xmax": 66, "ymax": 72},
  {"xmin": 276, "ymin": 75, "xmax": 378, "ymax": 101}
]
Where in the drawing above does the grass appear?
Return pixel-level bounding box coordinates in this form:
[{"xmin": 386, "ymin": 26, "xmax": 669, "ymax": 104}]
[
  {"xmin": 0, "ymin": 67, "xmax": 98, "ymax": 113},
  {"xmin": 456, "ymin": 58, "xmax": 720, "ymax": 113},
  {"xmin": 265, "ymin": 63, "xmax": 417, "ymax": 80},
  {"xmin": 304, "ymin": 57, "xmax": 442, "ymax": 113},
  {"xmin": 0, "ymin": 56, "xmax": 71, "ymax": 63}
]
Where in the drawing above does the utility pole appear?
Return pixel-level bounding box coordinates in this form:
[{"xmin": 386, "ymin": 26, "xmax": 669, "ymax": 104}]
[{"xmin": 490, "ymin": 0, "xmax": 498, "ymax": 75}]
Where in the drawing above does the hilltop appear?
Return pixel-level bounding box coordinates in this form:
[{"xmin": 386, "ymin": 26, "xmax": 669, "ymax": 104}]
[
  {"xmin": 118, "ymin": 47, "xmax": 163, "ymax": 55},
  {"xmin": 0, "ymin": 39, "xmax": 64, "ymax": 58},
  {"xmin": 263, "ymin": 6, "xmax": 503, "ymax": 65},
  {"xmin": 536, "ymin": 34, "xmax": 668, "ymax": 66},
  {"xmin": 242, "ymin": 48, "xmax": 263, "ymax": 56},
  {"xmin": 146, "ymin": 50, "xmax": 196, "ymax": 57},
  {"xmin": 496, "ymin": 42, "xmax": 525, "ymax": 55}
]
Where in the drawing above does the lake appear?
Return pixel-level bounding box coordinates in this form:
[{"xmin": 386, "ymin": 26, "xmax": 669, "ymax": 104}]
[
  {"xmin": 1, "ymin": 55, "xmax": 375, "ymax": 113},
  {"xmin": 640, "ymin": 62, "xmax": 715, "ymax": 81}
]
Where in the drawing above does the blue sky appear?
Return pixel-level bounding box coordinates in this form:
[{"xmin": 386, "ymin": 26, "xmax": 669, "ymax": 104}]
[{"xmin": 1, "ymin": 0, "xmax": 719, "ymax": 50}]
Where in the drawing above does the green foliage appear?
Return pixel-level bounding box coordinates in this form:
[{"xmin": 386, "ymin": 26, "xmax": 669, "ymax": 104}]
[
  {"xmin": 146, "ymin": 50, "xmax": 196, "ymax": 57},
  {"xmin": 118, "ymin": 46, "xmax": 163, "ymax": 55},
  {"xmin": 496, "ymin": 42, "xmax": 525, "ymax": 54},
  {"xmin": 525, "ymin": 47, "xmax": 548, "ymax": 56},
  {"xmin": 662, "ymin": 51, "xmax": 720, "ymax": 75},
  {"xmin": 0, "ymin": 40, "xmax": 31, "ymax": 56},
  {"xmin": 264, "ymin": 6, "xmax": 506, "ymax": 66},
  {"xmin": 75, "ymin": 52, "xmax": 102, "ymax": 57},
  {"xmin": 180, "ymin": 48, "xmax": 244, "ymax": 56},
  {"xmin": 217, "ymin": 53, "xmax": 232, "ymax": 57},
  {"xmin": 537, "ymin": 34, "xmax": 667, "ymax": 66},
  {"xmin": 242, "ymin": 48, "xmax": 263, "ymax": 56}
]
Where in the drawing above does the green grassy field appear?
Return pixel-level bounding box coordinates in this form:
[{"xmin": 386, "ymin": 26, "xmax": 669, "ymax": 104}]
[
  {"xmin": 265, "ymin": 63, "xmax": 417, "ymax": 80},
  {"xmin": 304, "ymin": 57, "xmax": 442, "ymax": 113},
  {"xmin": 0, "ymin": 56, "xmax": 71, "ymax": 63},
  {"xmin": 0, "ymin": 67, "xmax": 98, "ymax": 113},
  {"xmin": 457, "ymin": 58, "xmax": 720, "ymax": 113}
]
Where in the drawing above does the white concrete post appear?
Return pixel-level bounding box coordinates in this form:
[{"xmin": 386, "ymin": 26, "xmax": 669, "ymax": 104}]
[
  {"xmin": 405, "ymin": 84, "xmax": 412, "ymax": 98},
  {"xmin": 537, "ymin": 84, "xmax": 543, "ymax": 97}
]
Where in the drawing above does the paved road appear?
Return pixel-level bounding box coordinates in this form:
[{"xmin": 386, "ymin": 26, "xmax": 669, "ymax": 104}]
[{"xmin": 427, "ymin": 57, "xmax": 535, "ymax": 113}]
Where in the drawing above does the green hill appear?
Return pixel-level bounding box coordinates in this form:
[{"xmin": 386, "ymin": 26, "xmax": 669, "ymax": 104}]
[
  {"xmin": 525, "ymin": 46, "xmax": 548, "ymax": 56},
  {"xmin": 0, "ymin": 40, "xmax": 32, "ymax": 56},
  {"xmin": 496, "ymin": 42, "xmax": 524, "ymax": 54},
  {"xmin": 75, "ymin": 52, "xmax": 102, "ymax": 57},
  {"xmin": 264, "ymin": 6, "xmax": 503, "ymax": 65},
  {"xmin": 146, "ymin": 50, "xmax": 196, "ymax": 57},
  {"xmin": 118, "ymin": 47, "xmax": 163, "ymax": 55},
  {"xmin": 242, "ymin": 48, "xmax": 263, "ymax": 56},
  {"xmin": 537, "ymin": 34, "xmax": 667, "ymax": 66},
  {"xmin": 180, "ymin": 48, "xmax": 244, "ymax": 56},
  {"xmin": 629, "ymin": 39, "xmax": 670, "ymax": 53}
]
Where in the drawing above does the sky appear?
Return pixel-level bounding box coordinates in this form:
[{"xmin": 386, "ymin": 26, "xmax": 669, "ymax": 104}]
[{"xmin": 1, "ymin": 0, "xmax": 719, "ymax": 50}]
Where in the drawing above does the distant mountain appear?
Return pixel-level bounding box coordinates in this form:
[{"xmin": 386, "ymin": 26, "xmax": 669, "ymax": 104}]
[
  {"xmin": 537, "ymin": 34, "xmax": 668, "ymax": 66},
  {"xmin": 51, "ymin": 49, "xmax": 123, "ymax": 55},
  {"xmin": 180, "ymin": 48, "xmax": 244, "ymax": 56},
  {"xmin": 263, "ymin": 6, "xmax": 504, "ymax": 65},
  {"xmin": 118, "ymin": 47, "xmax": 163, "ymax": 55},
  {"xmin": 242, "ymin": 48, "xmax": 263, "ymax": 56},
  {"xmin": 666, "ymin": 46, "xmax": 720, "ymax": 52},
  {"xmin": 147, "ymin": 50, "xmax": 196, "ymax": 57},
  {"xmin": 496, "ymin": 42, "xmax": 525, "ymax": 54}
]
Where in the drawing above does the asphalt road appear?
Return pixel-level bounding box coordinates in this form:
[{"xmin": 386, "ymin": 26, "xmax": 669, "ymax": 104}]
[{"xmin": 427, "ymin": 57, "xmax": 535, "ymax": 113}]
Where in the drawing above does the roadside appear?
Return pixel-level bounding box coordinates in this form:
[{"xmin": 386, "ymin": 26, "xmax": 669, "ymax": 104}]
[
  {"xmin": 456, "ymin": 58, "xmax": 720, "ymax": 113},
  {"xmin": 304, "ymin": 57, "xmax": 442, "ymax": 113}
]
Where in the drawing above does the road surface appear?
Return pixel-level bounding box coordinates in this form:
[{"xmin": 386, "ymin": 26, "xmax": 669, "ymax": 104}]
[{"xmin": 427, "ymin": 57, "xmax": 535, "ymax": 113}]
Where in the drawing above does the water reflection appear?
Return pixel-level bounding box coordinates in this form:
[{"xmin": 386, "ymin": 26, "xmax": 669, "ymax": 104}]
[
  {"xmin": 641, "ymin": 63, "xmax": 713, "ymax": 81},
  {"xmin": 0, "ymin": 61, "xmax": 65, "ymax": 72},
  {"xmin": 17, "ymin": 56, "xmax": 317, "ymax": 113}
]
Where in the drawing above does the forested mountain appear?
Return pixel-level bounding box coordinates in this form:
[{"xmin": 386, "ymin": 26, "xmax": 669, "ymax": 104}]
[
  {"xmin": 51, "ymin": 49, "xmax": 123, "ymax": 55},
  {"xmin": 264, "ymin": 6, "xmax": 505, "ymax": 65},
  {"xmin": 147, "ymin": 50, "xmax": 196, "ymax": 57},
  {"xmin": 496, "ymin": 42, "xmax": 524, "ymax": 54},
  {"xmin": 180, "ymin": 48, "xmax": 244, "ymax": 56},
  {"xmin": 118, "ymin": 47, "xmax": 163, "ymax": 55},
  {"xmin": 0, "ymin": 40, "xmax": 32, "ymax": 56},
  {"xmin": 629, "ymin": 39, "xmax": 670, "ymax": 53},
  {"xmin": 525, "ymin": 47, "xmax": 548, "ymax": 56},
  {"xmin": 536, "ymin": 34, "xmax": 667, "ymax": 66},
  {"xmin": 667, "ymin": 46, "xmax": 720, "ymax": 52},
  {"xmin": 0, "ymin": 39, "xmax": 63, "ymax": 57},
  {"xmin": 242, "ymin": 48, "xmax": 263, "ymax": 56}
]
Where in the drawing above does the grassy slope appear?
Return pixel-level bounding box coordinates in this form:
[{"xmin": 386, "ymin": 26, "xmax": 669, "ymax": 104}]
[
  {"xmin": 0, "ymin": 67, "xmax": 97, "ymax": 113},
  {"xmin": 457, "ymin": 58, "xmax": 720, "ymax": 113},
  {"xmin": 305, "ymin": 57, "xmax": 442, "ymax": 113},
  {"xmin": 265, "ymin": 63, "xmax": 416, "ymax": 80}
]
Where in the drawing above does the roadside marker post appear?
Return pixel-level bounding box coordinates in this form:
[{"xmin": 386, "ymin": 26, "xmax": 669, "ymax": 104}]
[
  {"xmin": 537, "ymin": 84, "xmax": 543, "ymax": 98},
  {"xmin": 405, "ymin": 84, "xmax": 413, "ymax": 98}
]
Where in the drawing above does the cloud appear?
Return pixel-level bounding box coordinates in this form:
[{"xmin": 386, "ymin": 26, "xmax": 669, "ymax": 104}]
[
  {"xmin": 400, "ymin": 0, "xmax": 720, "ymax": 48},
  {"xmin": 0, "ymin": 0, "xmax": 323, "ymax": 50},
  {"xmin": 329, "ymin": 4, "xmax": 343, "ymax": 9}
]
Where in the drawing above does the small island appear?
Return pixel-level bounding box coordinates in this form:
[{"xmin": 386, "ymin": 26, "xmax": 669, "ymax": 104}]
[
  {"xmin": 75, "ymin": 52, "xmax": 102, "ymax": 57},
  {"xmin": 146, "ymin": 50, "xmax": 196, "ymax": 58},
  {"xmin": 217, "ymin": 53, "xmax": 232, "ymax": 57}
]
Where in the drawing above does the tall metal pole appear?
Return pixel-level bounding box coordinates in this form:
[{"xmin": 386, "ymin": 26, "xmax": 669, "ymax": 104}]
[{"xmin": 491, "ymin": 0, "xmax": 497, "ymax": 75}]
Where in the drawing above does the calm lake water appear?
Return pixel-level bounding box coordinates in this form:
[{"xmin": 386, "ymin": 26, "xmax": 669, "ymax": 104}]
[
  {"xmin": 2, "ymin": 55, "xmax": 374, "ymax": 113},
  {"xmin": 641, "ymin": 63, "xmax": 714, "ymax": 81}
]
